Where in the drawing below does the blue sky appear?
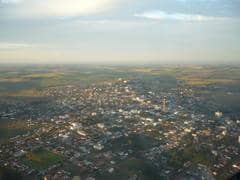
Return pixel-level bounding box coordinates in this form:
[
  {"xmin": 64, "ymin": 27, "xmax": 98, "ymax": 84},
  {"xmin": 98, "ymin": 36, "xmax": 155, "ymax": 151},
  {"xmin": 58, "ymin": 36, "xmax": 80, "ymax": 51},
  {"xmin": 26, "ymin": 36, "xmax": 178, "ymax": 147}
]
[{"xmin": 0, "ymin": 0, "xmax": 239, "ymax": 64}]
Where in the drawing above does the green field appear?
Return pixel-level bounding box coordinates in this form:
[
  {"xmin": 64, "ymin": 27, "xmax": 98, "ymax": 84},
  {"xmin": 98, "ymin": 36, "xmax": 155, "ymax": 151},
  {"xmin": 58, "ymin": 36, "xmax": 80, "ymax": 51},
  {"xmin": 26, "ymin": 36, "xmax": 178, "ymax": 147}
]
[
  {"xmin": 1, "ymin": 65, "xmax": 240, "ymax": 96},
  {"xmin": 21, "ymin": 148, "xmax": 62, "ymax": 171},
  {"xmin": 0, "ymin": 120, "xmax": 32, "ymax": 143}
]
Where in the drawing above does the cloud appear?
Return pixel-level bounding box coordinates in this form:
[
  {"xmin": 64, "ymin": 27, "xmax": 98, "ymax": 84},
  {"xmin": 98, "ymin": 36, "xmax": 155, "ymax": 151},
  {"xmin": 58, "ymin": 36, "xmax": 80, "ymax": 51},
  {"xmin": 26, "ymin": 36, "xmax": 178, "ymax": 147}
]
[
  {"xmin": 0, "ymin": 42, "xmax": 37, "ymax": 50},
  {"xmin": 1, "ymin": 0, "xmax": 124, "ymax": 18},
  {"xmin": 134, "ymin": 11, "xmax": 226, "ymax": 21},
  {"xmin": 1, "ymin": 0, "xmax": 22, "ymax": 4}
]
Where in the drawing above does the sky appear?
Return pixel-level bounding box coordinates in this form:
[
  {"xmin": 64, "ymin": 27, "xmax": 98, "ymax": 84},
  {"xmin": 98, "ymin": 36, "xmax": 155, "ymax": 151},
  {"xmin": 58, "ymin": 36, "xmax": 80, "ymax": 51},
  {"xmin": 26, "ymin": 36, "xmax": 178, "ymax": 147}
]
[{"xmin": 0, "ymin": 0, "xmax": 240, "ymax": 64}]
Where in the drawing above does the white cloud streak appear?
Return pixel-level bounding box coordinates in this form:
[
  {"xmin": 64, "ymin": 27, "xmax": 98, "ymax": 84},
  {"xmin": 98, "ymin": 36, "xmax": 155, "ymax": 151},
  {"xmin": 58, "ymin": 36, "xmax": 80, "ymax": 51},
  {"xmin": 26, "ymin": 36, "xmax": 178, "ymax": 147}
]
[
  {"xmin": 1, "ymin": 0, "xmax": 125, "ymax": 18},
  {"xmin": 0, "ymin": 42, "xmax": 39, "ymax": 50},
  {"xmin": 134, "ymin": 11, "xmax": 226, "ymax": 22},
  {"xmin": 1, "ymin": 0, "xmax": 22, "ymax": 4}
]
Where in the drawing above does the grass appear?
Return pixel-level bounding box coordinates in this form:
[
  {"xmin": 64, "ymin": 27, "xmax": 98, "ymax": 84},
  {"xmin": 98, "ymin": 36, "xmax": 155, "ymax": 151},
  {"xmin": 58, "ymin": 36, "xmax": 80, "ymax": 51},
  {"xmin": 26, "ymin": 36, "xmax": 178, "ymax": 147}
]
[
  {"xmin": 0, "ymin": 120, "xmax": 32, "ymax": 143},
  {"xmin": 177, "ymin": 77, "xmax": 236, "ymax": 86},
  {"xmin": 0, "ymin": 67, "xmax": 128, "ymax": 95},
  {"xmin": 5, "ymin": 89, "xmax": 42, "ymax": 97},
  {"xmin": 22, "ymin": 148, "xmax": 62, "ymax": 171},
  {"xmin": 0, "ymin": 65, "xmax": 240, "ymax": 98},
  {"xmin": 22, "ymin": 72, "xmax": 64, "ymax": 78}
]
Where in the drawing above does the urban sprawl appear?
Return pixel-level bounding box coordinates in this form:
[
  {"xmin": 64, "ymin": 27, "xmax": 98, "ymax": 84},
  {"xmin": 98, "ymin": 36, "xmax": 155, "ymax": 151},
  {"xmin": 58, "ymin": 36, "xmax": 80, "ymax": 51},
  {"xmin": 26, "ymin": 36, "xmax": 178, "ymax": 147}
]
[{"xmin": 0, "ymin": 79, "xmax": 240, "ymax": 180}]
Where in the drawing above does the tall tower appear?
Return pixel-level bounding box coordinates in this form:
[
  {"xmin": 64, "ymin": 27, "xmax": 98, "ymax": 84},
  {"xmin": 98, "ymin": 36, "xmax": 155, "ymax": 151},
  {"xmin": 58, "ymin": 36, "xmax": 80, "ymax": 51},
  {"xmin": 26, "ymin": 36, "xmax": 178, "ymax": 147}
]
[{"xmin": 162, "ymin": 97, "xmax": 167, "ymax": 112}]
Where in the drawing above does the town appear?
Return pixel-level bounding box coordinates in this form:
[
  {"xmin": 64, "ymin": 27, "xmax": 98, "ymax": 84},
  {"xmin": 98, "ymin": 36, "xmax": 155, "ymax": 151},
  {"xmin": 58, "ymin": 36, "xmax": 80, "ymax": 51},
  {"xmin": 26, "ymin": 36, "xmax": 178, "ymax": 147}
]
[{"xmin": 0, "ymin": 76, "xmax": 239, "ymax": 180}]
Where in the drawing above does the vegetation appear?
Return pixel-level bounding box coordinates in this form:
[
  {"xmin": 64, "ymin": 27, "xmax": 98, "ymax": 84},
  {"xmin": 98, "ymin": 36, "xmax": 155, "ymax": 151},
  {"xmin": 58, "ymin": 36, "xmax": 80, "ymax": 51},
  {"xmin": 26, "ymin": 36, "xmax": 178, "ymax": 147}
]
[
  {"xmin": 0, "ymin": 120, "xmax": 32, "ymax": 143},
  {"xmin": 1, "ymin": 65, "xmax": 240, "ymax": 96},
  {"xmin": 22, "ymin": 148, "xmax": 62, "ymax": 170}
]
